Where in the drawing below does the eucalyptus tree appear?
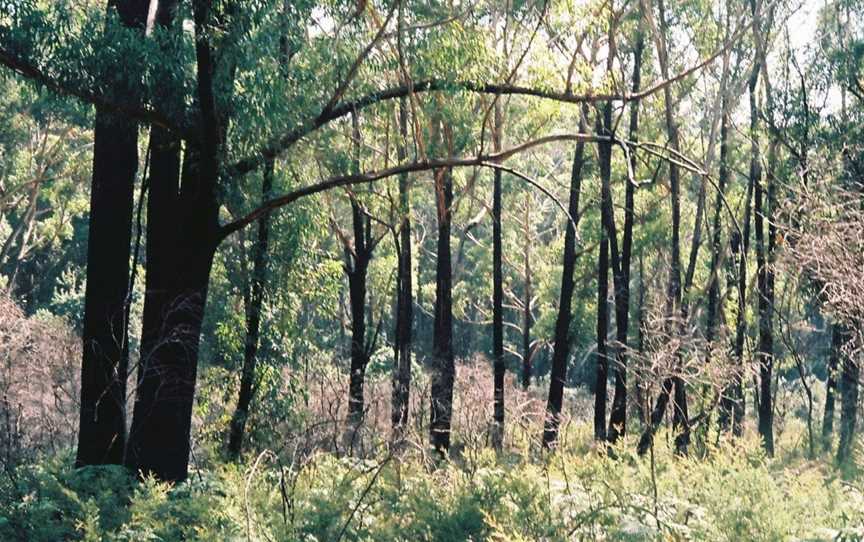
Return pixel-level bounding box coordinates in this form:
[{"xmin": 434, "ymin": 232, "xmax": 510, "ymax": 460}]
[
  {"xmin": 76, "ymin": 0, "xmax": 150, "ymax": 469},
  {"xmin": 0, "ymin": 0, "xmax": 753, "ymax": 479}
]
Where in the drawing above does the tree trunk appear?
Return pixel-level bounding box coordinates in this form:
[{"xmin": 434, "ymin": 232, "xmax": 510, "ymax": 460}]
[
  {"xmin": 594, "ymin": 235, "xmax": 610, "ymax": 441},
  {"xmin": 608, "ymin": 26, "xmax": 644, "ymax": 442},
  {"xmin": 543, "ymin": 111, "xmax": 587, "ymax": 447},
  {"xmin": 227, "ymin": 158, "xmax": 274, "ymax": 460},
  {"xmin": 126, "ymin": 1, "xmax": 222, "ymax": 481},
  {"xmin": 638, "ymin": 0, "xmax": 689, "ymax": 454},
  {"xmin": 346, "ymin": 114, "xmax": 372, "ymax": 438},
  {"xmin": 492, "ymin": 103, "xmax": 505, "ymax": 449},
  {"xmin": 126, "ymin": 146, "xmax": 219, "ymax": 482},
  {"xmin": 822, "ymin": 323, "xmax": 842, "ymax": 449},
  {"xmin": 76, "ymin": 0, "xmax": 150, "ymax": 468},
  {"xmin": 705, "ymin": 95, "xmax": 728, "ymax": 348},
  {"xmin": 750, "ymin": 68, "xmax": 775, "ymax": 456},
  {"xmin": 391, "ymin": 95, "xmax": 413, "ymax": 441},
  {"xmin": 430, "ymin": 166, "xmax": 455, "ymax": 454},
  {"xmin": 521, "ymin": 193, "xmax": 533, "ymax": 390},
  {"xmin": 836, "ymin": 325, "xmax": 858, "ymax": 464}
]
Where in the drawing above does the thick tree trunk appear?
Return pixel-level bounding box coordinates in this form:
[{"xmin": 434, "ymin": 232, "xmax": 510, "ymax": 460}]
[
  {"xmin": 430, "ymin": 167, "xmax": 455, "ymax": 454},
  {"xmin": 126, "ymin": 144, "xmax": 219, "ymax": 482},
  {"xmin": 492, "ymin": 103, "xmax": 505, "ymax": 449},
  {"xmin": 391, "ymin": 96, "xmax": 412, "ymax": 441},
  {"xmin": 127, "ymin": 2, "xmax": 222, "ymax": 481},
  {"xmin": 76, "ymin": 0, "xmax": 150, "ymax": 468},
  {"xmin": 227, "ymin": 158, "xmax": 274, "ymax": 460},
  {"xmin": 822, "ymin": 323, "xmax": 842, "ymax": 449},
  {"xmin": 543, "ymin": 112, "xmax": 587, "ymax": 447}
]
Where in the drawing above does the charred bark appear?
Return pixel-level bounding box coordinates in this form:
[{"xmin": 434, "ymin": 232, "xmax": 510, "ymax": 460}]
[
  {"xmin": 227, "ymin": 158, "xmax": 274, "ymax": 460},
  {"xmin": 543, "ymin": 111, "xmax": 587, "ymax": 447},
  {"xmin": 76, "ymin": 0, "xmax": 150, "ymax": 468},
  {"xmin": 430, "ymin": 167, "xmax": 455, "ymax": 454}
]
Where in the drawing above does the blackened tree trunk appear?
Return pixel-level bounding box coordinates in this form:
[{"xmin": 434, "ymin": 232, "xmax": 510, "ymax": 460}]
[
  {"xmin": 430, "ymin": 166, "xmax": 455, "ymax": 454},
  {"xmin": 543, "ymin": 111, "xmax": 587, "ymax": 447},
  {"xmin": 723, "ymin": 172, "xmax": 753, "ymax": 437},
  {"xmin": 836, "ymin": 326, "xmax": 858, "ymax": 463},
  {"xmin": 392, "ymin": 95, "xmax": 413, "ymax": 441},
  {"xmin": 76, "ymin": 0, "xmax": 150, "ymax": 469},
  {"xmin": 608, "ymin": 24, "xmax": 645, "ymax": 443},
  {"xmin": 750, "ymin": 69, "xmax": 775, "ymax": 456},
  {"xmin": 594, "ymin": 235, "xmax": 610, "ymax": 441},
  {"xmin": 226, "ymin": 158, "xmax": 274, "ymax": 460},
  {"xmin": 346, "ymin": 115, "xmax": 373, "ymax": 436},
  {"xmin": 492, "ymin": 103, "xmax": 505, "ymax": 449},
  {"xmin": 521, "ymin": 191, "xmax": 534, "ymax": 390},
  {"xmin": 822, "ymin": 323, "xmax": 842, "ymax": 449},
  {"xmin": 126, "ymin": 1, "xmax": 222, "ymax": 481}
]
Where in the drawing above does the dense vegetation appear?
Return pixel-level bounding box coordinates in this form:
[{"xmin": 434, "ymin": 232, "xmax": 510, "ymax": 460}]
[{"xmin": 2, "ymin": 0, "xmax": 864, "ymax": 539}]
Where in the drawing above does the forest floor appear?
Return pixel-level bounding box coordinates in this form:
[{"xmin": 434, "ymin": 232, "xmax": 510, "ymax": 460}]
[{"xmin": 2, "ymin": 419, "xmax": 863, "ymax": 541}]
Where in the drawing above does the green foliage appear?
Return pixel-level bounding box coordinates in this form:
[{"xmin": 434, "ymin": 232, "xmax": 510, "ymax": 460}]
[{"xmin": 3, "ymin": 426, "xmax": 864, "ymax": 541}]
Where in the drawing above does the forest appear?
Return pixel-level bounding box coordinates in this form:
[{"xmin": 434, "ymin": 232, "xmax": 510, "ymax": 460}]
[{"xmin": 1, "ymin": 0, "xmax": 864, "ymax": 539}]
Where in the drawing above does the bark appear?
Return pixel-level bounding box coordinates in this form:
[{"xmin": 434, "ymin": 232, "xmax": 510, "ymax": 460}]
[
  {"xmin": 430, "ymin": 166, "xmax": 455, "ymax": 454},
  {"xmin": 822, "ymin": 323, "xmax": 842, "ymax": 449},
  {"xmin": 607, "ymin": 24, "xmax": 645, "ymax": 443},
  {"xmin": 594, "ymin": 235, "xmax": 610, "ymax": 441},
  {"xmin": 346, "ymin": 115, "xmax": 373, "ymax": 436},
  {"xmin": 391, "ymin": 95, "xmax": 412, "ymax": 441},
  {"xmin": 76, "ymin": 0, "xmax": 150, "ymax": 468},
  {"xmin": 749, "ymin": 64, "xmax": 775, "ymax": 456},
  {"xmin": 227, "ymin": 158, "xmax": 274, "ymax": 460},
  {"xmin": 543, "ymin": 111, "xmax": 587, "ymax": 447},
  {"xmin": 722, "ymin": 166, "xmax": 753, "ymax": 437},
  {"xmin": 634, "ymin": 255, "xmax": 647, "ymax": 424},
  {"xmin": 126, "ymin": 1, "xmax": 222, "ymax": 481},
  {"xmin": 521, "ymin": 191, "xmax": 534, "ymax": 390},
  {"xmin": 492, "ymin": 102, "xmax": 505, "ymax": 449}
]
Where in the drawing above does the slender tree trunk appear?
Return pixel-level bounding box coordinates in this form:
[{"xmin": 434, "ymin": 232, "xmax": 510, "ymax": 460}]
[
  {"xmin": 76, "ymin": 0, "xmax": 150, "ymax": 469},
  {"xmin": 822, "ymin": 323, "xmax": 842, "ymax": 449},
  {"xmin": 391, "ymin": 96, "xmax": 413, "ymax": 441},
  {"xmin": 836, "ymin": 325, "xmax": 857, "ymax": 463},
  {"xmin": 725, "ymin": 167, "xmax": 753, "ymax": 437},
  {"xmin": 608, "ymin": 23, "xmax": 645, "ymax": 443},
  {"xmin": 594, "ymin": 235, "xmax": 610, "ymax": 441},
  {"xmin": 491, "ymin": 103, "xmax": 505, "ymax": 449},
  {"xmin": 706, "ymin": 96, "xmax": 728, "ymax": 349},
  {"xmin": 521, "ymin": 192, "xmax": 533, "ymax": 390},
  {"xmin": 346, "ymin": 115, "xmax": 372, "ymax": 438},
  {"xmin": 430, "ymin": 166, "xmax": 455, "ymax": 454},
  {"xmin": 226, "ymin": 158, "xmax": 273, "ymax": 460},
  {"xmin": 750, "ymin": 68, "xmax": 775, "ymax": 456},
  {"xmin": 638, "ymin": 0, "xmax": 689, "ymax": 455},
  {"xmin": 634, "ymin": 255, "xmax": 647, "ymax": 424},
  {"xmin": 543, "ymin": 111, "xmax": 587, "ymax": 447}
]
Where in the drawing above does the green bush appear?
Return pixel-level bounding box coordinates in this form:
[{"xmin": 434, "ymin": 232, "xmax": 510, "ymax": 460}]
[{"xmin": 3, "ymin": 427, "xmax": 864, "ymax": 541}]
